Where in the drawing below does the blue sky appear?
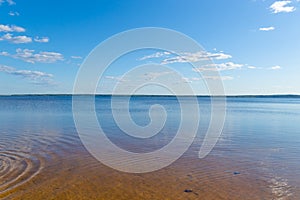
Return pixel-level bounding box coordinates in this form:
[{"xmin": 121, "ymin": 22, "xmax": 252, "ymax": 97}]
[{"xmin": 0, "ymin": 0, "xmax": 299, "ymax": 95}]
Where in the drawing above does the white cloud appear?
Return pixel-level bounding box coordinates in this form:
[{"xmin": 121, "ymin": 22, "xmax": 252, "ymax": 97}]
[
  {"xmin": 6, "ymin": 0, "xmax": 15, "ymax": 5},
  {"xmin": 139, "ymin": 51, "xmax": 232, "ymax": 64},
  {"xmin": 270, "ymin": 1, "xmax": 296, "ymax": 13},
  {"xmin": 193, "ymin": 62, "xmax": 243, "ymax": 72},
  {"xmin": 270, "ymin": 65, "xmax": 281, "ymax": 70},
  {"xmin": 104, "ymin": 71, "xmax": 175, "ymax": 83},
  {"xmin": 10, "ymin": 26, "xmax": 25, "ymax": 32},
  {"xmin": 139, "ymin": 51, "xmax": 171, "ymax": 60},
  {"xmin": 0, "ymin": 64, "xmax": 54, "ymax": 85},
  {"xmin": 180, "ymin": 77, "xmax": 193, "ymax": 83},
  {"xmin": 0, "ymin": 51, "xmax": 9, "ymax": 56},
  {"xmin": 0, "ymin": 34, "xmax": 50, "ymax": 43},
  {"xmin": 142, "ymin": 71, "xmax": 174, "ymax": 80},
  {"xmin": 204, "ymin": 76, "xmax": 234, "ymax": 81},
  {"xmin": 0, "ymin": 65, "xmax": 13, "ymax": 72},
  {"xmin": 180, "ymin": 75, "xmax": 233, "ymax": 83},
  {"xmin": 179, "ymin": 77, "xmax": 202, "ymax": 83},
  {"xmin": 0, "ymin": 48, "xmax": 64, "ymax": 63},
  {"xmin": 244, "ymin": 65, "xmax": 280, "ymax": 70},
  {"xmin": 71, "ymin": 56, "xmax": 82, "ymax": 59},
  {"xmin": 8, "ymin": 11, "xmax": 19, "ymax": 16},
  {"xmin": 0, "ymin": 24, "xmax": 25, "ymax": 32},
  {"xmin": 104, "ymin": 76, "xmax": 128, "ymax": 82},
  {"xmin": 259, "ymin": 26, "xmax": 275, "ymax": 31},
  {"xmin": 34, "ymin": 36, "xmax": 49, "ymax": 43},
  {"xmin": 161, "ymin": 51, "xmax": 232, "ymax": 64},
  {"xmin": 0, "ymin": 0, "xmax": 15, "ymax": 5},
  {"xmin": 190, "ymin": 77, "xmax": 202, "ymax": 81},
  {"xmin": 0, "ymin": 33, "xmax": 32, "ymax": 43}
]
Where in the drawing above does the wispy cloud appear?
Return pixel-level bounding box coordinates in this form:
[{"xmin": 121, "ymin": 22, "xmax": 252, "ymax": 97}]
[
  {"xmin": 0, "ymin": 48, "xmax": 64, "ymax": 63},
  {"xmin": 0, "ymin": 24, "xmax": 25, "ymax": 32},
  {"xmin": 270, "ymin": 65, "xmax": 281, "ymax": 70},
  {"xmin": 6, "ymin": 0, "xmax": 15, "ymax": 5},
  {"xmin": 8, "ymin": 11, "xmax": 19, "ymax": 16},
  {"xmin": 0, "ymin": 64, "xmax": 55, "ymax": 85},
  {"xmin": 34, "ymin": 36, "xmax": 49, "ymax": 43},
  {"xmin": 180, "ymin": 77, "xmax": 192, "ymax": 83},
  {"xmin": 105, "ymin": 76, "xmax": 125, "ymax": 82},
  {"xmin": 193, "ymin": 62, "xmax": 243, "ymax": 72},
  {"xmin": 203, "ymin": 75, "xmax": 234, "ymax": 81},
  {"xmin": 0, "ymin": 34, "xmax": 50, "ymax": 44},
  {"xmin": 142, "ymin": 71, "xmax": 174, "ymax": 80},
  {"xmin": 270, "ymin": 1, "xmax": 296, "ymax": 13},
  {"xmin": 140, "ymin": 51, "xmax": 232, "ymax": 64},
  {"xmin": 104, "ymin": 71, "xmax": 175, "ymax": 82},
  {"xmin": 180, "ymin": 75, "xmax": 233, "ymax": 82},
  {"xmin": 161, "ymin": 51, "xmax": 232, "ymax": 64},
  {"xmin": 0, "ymin": 0, "xmax": 15, "ymax": 6},
  {"xmin": 71, "ymin": 56, "xmax": 83, "ymax": 59},
  {"xmin": 259, "ymin": 26, "xmax": 275, "ymax": 31},
  {"xmin": 104, "ymin": 71, "xmax": 234, "ymax": 87},
  {"xmin": 245, "ymin": 65, "xmax": 280, "ymax": 70},
  {"xmin": 0, "ymin": 33, "xmax": 32, "ymax": 43},
  {"xmin": 139, "ymin": 51, "xmax": 171, "ymax": 60}
]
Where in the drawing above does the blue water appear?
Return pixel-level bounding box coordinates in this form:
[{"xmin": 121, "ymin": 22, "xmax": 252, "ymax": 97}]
[{"xmin": 0, "ymin": 95, "xmax": 300, "ymax": 198}]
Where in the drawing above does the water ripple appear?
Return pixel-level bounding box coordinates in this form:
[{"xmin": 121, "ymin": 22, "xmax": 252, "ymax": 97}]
[{"xmin": 0, "ymin": 150, "xmax": 44, "ymax": 197}]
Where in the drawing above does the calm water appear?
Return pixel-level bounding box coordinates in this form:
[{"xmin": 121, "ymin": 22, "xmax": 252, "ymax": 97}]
[{"xmin": 0, "ymin": 95, "xmax": 300, "ymax": 199}]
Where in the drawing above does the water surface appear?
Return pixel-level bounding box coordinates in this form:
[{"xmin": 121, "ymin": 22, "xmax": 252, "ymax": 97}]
[{"xmin": 0, "ymin": 95, "xmax": 299, "ymax": 199}]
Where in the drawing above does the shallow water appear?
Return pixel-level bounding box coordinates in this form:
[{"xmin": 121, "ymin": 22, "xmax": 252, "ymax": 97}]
[{"xmin": 0, "ymin": 95, "xmax": 299, "ymax": 199}]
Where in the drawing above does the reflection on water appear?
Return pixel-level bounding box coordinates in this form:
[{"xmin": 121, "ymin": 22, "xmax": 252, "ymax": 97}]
[{"xmin": 0, "ymin": 95, "xmax": 300, "ymax": 199}]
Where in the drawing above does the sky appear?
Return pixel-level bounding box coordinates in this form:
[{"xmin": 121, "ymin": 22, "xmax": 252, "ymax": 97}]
[{"xmin": 0, "ymin": 0, "xmax": 299, "ymax": 95}]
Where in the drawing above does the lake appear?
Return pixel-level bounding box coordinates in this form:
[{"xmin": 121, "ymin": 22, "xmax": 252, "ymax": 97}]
[{"xmin": 0, "ymin": 95, "xmax": 299, "ymax": 199}]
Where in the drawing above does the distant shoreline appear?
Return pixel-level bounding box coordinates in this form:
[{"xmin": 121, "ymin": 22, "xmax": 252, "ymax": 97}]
[{"xmin": 1, "ymin": 94, "xmax": 300, "ymax": 98}]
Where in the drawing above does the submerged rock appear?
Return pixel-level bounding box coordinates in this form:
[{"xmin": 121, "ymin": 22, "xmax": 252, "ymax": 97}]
[{"xmin": 184, "ymin": 189, "xmax": 193, "ymax": 193}]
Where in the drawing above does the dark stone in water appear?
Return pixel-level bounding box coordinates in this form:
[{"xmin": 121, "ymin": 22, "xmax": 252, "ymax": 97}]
[
  {"xmin": 184, "ymin": 189, "xmax": 193, "ymax": 193},
  {"xmin": 233, "ymin": 171, "xmax": 241, "ymax": 175},
  {"xmin": 187, "ymin": 174, "xmax": 193, "ymax": 180}
]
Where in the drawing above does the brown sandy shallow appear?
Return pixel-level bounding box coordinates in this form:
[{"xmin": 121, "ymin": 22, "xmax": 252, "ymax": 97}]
[{"xmin": 2, "ymin": 143, "xmax": 294, "ymax": 200}]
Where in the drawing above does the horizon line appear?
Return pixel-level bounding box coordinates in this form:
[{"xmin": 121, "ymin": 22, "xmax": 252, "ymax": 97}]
[{"xmin": 0, "ymin": 93, "xmax": 300, "ymax": 97}]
